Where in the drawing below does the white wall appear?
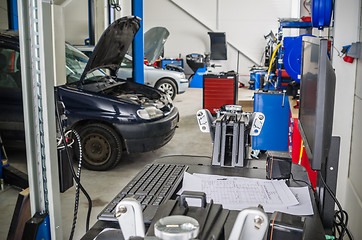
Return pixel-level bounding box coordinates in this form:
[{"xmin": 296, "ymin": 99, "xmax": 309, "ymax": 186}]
[
  {"xmin": 0, "ymin": 1, "xmax": 8, "ymax": 29},
  {"xmin": 121, "ymin": 0, "xmax": 298, "ymax": 81},
  {"xmin": 333, "ymin": 0, "xmax": 362, "ymax": 238},
  {"xmin": 137, "ymin": 0, "xmax": 297, "ymax": 83},
  {"xmin": 62, "ymin": 0, "xmax": 116, "ymax": 45},
  {"xmin": 62, "ymin": 0, "xmax": 89, "ymax": 45}
]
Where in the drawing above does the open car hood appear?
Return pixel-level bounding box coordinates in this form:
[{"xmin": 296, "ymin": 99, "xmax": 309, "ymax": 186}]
[
  {"xmin": 144, "ymin": 27, "xmax": 170, "ymax": 64},
  {"xmin": 80, "ymin": 16, "xmax": 140, "ymax": 84}
]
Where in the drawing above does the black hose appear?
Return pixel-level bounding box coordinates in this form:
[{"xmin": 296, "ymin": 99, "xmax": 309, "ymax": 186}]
[
  {"xmin": 55, "ymin": 99, "xmax": 92, "ymax": 233},
  {"xmin": 68, "ymin": 130, "xmax": 83, "ymax": 240}
]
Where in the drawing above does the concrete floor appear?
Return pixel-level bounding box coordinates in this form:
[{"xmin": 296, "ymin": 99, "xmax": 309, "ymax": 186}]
[{"xmin": 0, "ymin": 87, "xmax": 254, "ymax": 239}]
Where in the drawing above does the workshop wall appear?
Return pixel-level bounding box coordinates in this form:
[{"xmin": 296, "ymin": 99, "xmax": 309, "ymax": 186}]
[
  {"xmin": 62, "ymin": 0, "xmax": 89, "ymax": 45},
  {"xmin": 0, "ymin": 1, "xmax": 9, "ymax": 29},
  {"xmin": 139, "ymin": 0, "xmax": 296, "ymax": 84},
  {"xmin": 332, "ymin": 0, "xmax": 362, "ymax": 239},
  {"xmin": 61, "ymin": 0, "xmax": 297, "ymax": 84}
]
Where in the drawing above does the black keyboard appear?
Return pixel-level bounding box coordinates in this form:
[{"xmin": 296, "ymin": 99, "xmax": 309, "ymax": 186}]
[{"xmin": 97, "ymin": 163, "xmax": 188, "ymax": 223}]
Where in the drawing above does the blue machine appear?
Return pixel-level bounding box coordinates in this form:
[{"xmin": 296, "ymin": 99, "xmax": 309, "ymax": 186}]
[
  {"xmin": 276, "ymin": 21, "xmax": 312, "ymax": 88},
  {"xmin": 255, "ymin": 72, "xmax": 276, "ymax": 90},
  {"xmin": 186, "ymin": 53, "xmax": 207, "ymax": 88},
  {"xmin": 283, "ymin": 36, "xmax": 304, "ymax": 82},
  {"xmin": 249, "ymin": 72, "xmax": 257, "ymax": 89},
  {"xmin": 161, "ymin": 59, "xmax": 184, "ymax": 69},
  {"xmin": 252, "ymin": 91, "xmax": 290, "ymax": 151},
  {"xmin": 311, "ymin": 0, "xmax": 333, "ymax": 30},
  {"xmin": 189, "ymin": 67, "xmax": 207, "ymax": 88},
  {"xmin": 249, "ymin": 72, "xmax": 275, "ymax": 90}
]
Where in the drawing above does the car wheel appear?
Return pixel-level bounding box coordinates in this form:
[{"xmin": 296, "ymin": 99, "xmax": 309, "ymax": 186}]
[
  {"xmin": 77, "ymin": 123, "xmax": 122, "ymax": 171},
  {"xmin": 155, "ymin": 79, "xmax": 177, "ymax": 100}
]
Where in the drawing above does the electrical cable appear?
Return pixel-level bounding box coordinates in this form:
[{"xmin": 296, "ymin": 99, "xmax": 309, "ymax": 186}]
[
  {"xmin": 55, "ymin": 98, "xmax": 93, "ymax": 234},
  {"xmin": 333, "ymin": 45, "xmax": 343, "ymax": 58},
  {"xmin": 67, "ymin": 130, "xmax": 83, "ymax": 240},
  {"xmin": 303, "ymin": 0, "xmax": 311, "ymax": 15},
  {"xmin": 319, "ymin": 173, "xmax": 354, "ymax": 240},
  {"xmin": 269, "ymin": 211, "xmax": 279, "ymax": 240},
  {"xmin": 290, "ymin": 172, "xmax": 315, "ymax": 192}
]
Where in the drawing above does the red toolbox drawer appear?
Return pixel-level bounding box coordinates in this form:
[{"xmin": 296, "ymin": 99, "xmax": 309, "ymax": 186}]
[{"xmin": 203, "ymin": 73, "xmax": 238, "ymax": 114}]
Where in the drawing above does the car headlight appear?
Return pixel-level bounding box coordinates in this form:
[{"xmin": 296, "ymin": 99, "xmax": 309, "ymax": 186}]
[{"xmin": 137, "ymin": 106, "xmax": 164, "ymax": 120}]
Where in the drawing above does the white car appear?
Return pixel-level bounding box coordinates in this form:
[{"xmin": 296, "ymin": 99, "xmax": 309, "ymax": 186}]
[{"xmin": 117, "ymin": 54, "xmax": 188, "ymax": 100}]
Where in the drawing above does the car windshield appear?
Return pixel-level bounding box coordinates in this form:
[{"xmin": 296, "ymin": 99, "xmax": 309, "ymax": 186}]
[{"xmin": 65, "ymin": 43, "xmax": 105, "ymax": 84}]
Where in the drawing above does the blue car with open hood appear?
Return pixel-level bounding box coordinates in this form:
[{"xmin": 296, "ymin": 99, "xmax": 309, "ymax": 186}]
[{"xmin": 0, "ymin": 16, "xmax": 179, "ymax": 170}]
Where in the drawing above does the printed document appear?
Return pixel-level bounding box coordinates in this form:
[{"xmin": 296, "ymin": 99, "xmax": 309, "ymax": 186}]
[
  {"xmin": 179, "ymin": 172, "xmax": 312, "ymax": 215},
  {"xmin": 268, "ymin": 187, "xmax": 314, "ymax": 215}
]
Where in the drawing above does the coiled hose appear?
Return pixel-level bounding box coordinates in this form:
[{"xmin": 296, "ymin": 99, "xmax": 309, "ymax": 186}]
[{"xmin": 66, "ymin": 130, "xmax": 82, "ymax": 240}]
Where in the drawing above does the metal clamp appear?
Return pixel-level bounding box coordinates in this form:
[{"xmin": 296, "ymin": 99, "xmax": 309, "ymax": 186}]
[
  {"xmin": 116, "ymin": 198, "xmax": 145, "ymax": 239},
  {"xmin": 229, "ymin": 206, "xmax": 268, "ymax": 240},
  {"xmin": 248, "ymin": 112, "xmax": 266, "ymax": 136}
]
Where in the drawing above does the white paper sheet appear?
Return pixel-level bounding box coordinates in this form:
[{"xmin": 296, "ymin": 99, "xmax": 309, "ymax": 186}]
[
  {"xmin": 266, "ymin": 187, "xmax": 314, "ymax": 215},
  {"xmin": 178, "ymin": 172, "xmax": 300, "ymax": 212}
]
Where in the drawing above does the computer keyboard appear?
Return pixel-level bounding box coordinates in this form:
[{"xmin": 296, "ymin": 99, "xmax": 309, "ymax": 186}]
[{"xmin": 97, "ymin": 163, "xmax": 188, "ymax": 223}]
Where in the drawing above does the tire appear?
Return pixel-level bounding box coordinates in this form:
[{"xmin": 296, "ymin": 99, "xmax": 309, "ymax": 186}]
[
  {"xmin": 77, "ymin": 123, "xmax": 122, "ymax": 171},
  {"xmin": 155, "ymin": 79, "xmax": 177, "ymax": 100}
]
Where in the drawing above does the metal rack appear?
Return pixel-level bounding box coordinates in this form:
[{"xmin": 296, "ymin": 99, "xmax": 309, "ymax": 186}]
[{"xmin": 211, "ymin": 114, "xmax": 248, "ymax": 167}]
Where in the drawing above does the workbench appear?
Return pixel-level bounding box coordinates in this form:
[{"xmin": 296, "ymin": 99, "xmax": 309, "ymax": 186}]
[{"xmin": 81, "ymin": 156, "xmax": 326, "ymax": 240}]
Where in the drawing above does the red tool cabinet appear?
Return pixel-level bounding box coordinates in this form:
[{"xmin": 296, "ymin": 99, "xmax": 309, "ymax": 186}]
[{"xmin": 203, "ymin": 73, "xmax": 238, "ymax": 114}]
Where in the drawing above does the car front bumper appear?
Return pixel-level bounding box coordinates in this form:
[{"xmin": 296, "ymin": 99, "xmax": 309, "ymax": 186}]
[
  {"xmin": 113, "ymin": 107, "xmax": 179, "ymax": 153},
  {"xmin": 178, "ymin": 79, "xmax": 189, "ymax": 94}
]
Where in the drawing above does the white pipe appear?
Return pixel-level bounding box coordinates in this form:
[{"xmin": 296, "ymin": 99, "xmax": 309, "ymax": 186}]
[
  {"xmin": 291, "ymin": 0, "xmax": 301, "ymax": 36},
  {"xmin": 104, "ymin": 0, "xmax": 109, "ymax": 30},
  {"xmin": 216, "ymin": 0, "xmax": 219, "ymax": 31}
]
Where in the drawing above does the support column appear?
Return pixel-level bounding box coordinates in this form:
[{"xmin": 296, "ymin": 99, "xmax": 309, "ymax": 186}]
[
  {"xmin": 88, "ymin": 0, "xmax": 95, "ymax": 45},
  {"xmin": 17, "ymin": 0, "xmax": 62, "ymax": 238},
  {"xmin": 7, "ymin": 0, "xmax": 18, "ymax": 30},
  {"xmin": 132, "ymin": 0, "xmax": 144, "ymax": 84}
]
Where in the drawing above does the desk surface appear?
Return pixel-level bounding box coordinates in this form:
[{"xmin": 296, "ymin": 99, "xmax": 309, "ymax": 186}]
[{"xmin": 82, "ymin": 156, "xmax": 325, "ymax": 240}]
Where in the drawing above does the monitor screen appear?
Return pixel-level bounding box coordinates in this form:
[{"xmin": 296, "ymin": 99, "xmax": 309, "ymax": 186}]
[
  {"xmin": 298, "ymin": 37, "xmax": 336, "ymax": 171},
  {"xmin": 208, "ymin": 32, "xmax": 227, "ymax": 60}
]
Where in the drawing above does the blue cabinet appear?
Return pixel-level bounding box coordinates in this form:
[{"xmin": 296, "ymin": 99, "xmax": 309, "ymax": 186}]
[{"xmin": 252, "ymin": 92, "xmax": 290, "ymax": 151}]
